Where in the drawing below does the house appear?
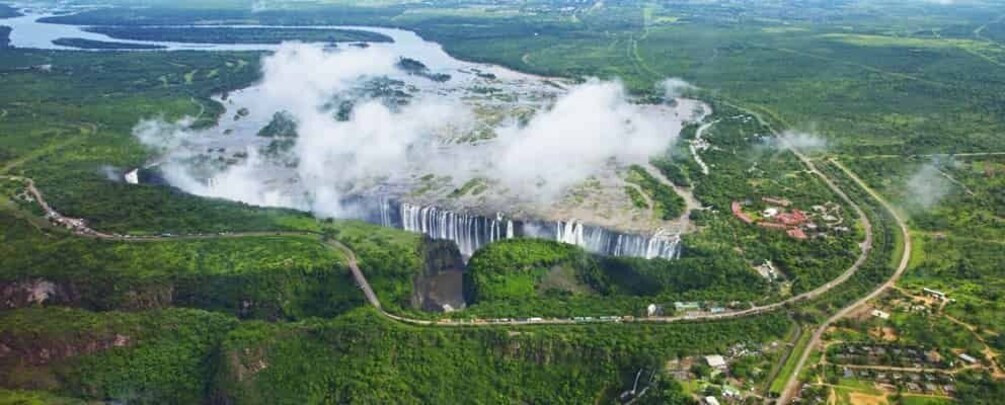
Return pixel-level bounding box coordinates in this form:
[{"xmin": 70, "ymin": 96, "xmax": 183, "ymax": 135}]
[
  {"xmin": 646, "ymin": 304, "xmax": 658, "ymax": 317},
  {"xmin": 763, "ymin": 207, "xmax": 780, "ymax": 218},
  {"xmin": 675, "ymin": 302, "xmax": 701, "ymax": 312},
  {"xmin": 703, "ymin": 396, "xmax": 721, "ymax": 405},
  {"xmin": 923, "ymin": 288, "xmax": 947, "ymax": 301},
  {"xmin": 705, "ymin": 355, "xmax": 727, "ymax": 370},
  {"xmin": 959, "ymin": 353, "xmax": 978, "ymax": 364},
  {"xmin": 871, "ymin": 310, "xmax": 891, "ymax": 320}
]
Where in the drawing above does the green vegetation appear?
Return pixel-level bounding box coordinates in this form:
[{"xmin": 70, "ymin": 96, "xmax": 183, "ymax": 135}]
[
  {"xmin": 217, "ymin": 308, "xmax": 787, "ymax": 404},
  {"xmin": 256, "ymin": 111, "xmax": 297, "ymax": 138},
  {"xmin": 0, "ymin": 211, "xmax": 365, "ymax": 320},
  {"xmin": 85, "ymin": 26, "xmax": 392, "ymax": 44},
  {"xmin": 1, "ymin": 307, "xmax": 237, "ymax": 404},
  {"xmin": 0, "ymin": 389, "xmax": 87, "ymax": 405},
  {"xmin": 51, "ymin": 38, "xmax": 166, "ymax": 50},
  {"xmin": 679, "ymin": 105, "xmax": 862, "ymax": 295},
  {"xmin": 841, "ymin": 155, "xmax": 1005, "ymax": 338},
  {"xmin": 0, "ymin": 306, "xmax": 788, "ymax": 404},
  {"xmin": 463, "ymin": 238, "xmax": 768, "ymax": 318},
  {"xmin": 626, "ymin": 164, "xmax": 685, "ymax": 220},
  {"xmin": 768, "ymin": 329, "xmax": 810, "ymax": 395}
]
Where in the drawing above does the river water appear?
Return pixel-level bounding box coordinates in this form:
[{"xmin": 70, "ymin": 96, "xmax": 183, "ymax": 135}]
[{"xmin": 4, "ymin": 11, "xmax": 690, "ymax": 260}]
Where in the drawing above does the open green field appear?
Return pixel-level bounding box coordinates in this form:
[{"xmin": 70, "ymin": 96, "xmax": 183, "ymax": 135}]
[{"xmin": 769, "ymin": 329, "xmax": 811, "ymax": 395}]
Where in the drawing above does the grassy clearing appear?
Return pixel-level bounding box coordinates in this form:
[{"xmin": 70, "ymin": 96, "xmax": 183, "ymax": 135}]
[{"xmin": 769, "ymin": 328, "xmax": 811, "ymax": 395}]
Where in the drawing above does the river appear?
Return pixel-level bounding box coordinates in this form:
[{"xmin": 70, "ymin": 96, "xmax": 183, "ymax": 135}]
[{"xmin": 4, "ymin": 10, "xmax": 692, "ymax": 260}]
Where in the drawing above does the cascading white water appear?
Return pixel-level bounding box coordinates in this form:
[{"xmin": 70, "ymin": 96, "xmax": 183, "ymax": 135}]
[
  {"xmin": 397, "ymin": 203, "xmax": 512, "ymax": 257},
  {"xmin": 553, "ymin": 220, "xmax": 681, "ymax": 260},
  {"xmin": 375, "ymin": 199, "xmax": 680, "ymax": 259}
]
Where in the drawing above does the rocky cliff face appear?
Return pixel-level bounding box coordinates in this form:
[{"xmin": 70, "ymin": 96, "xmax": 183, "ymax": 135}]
[
  {"xmin": 411, "ymin": 238, "xmax": 467, "ymax": 312},
  {"xmin": 1, "ymin": 278, "xmax": 173, "ymax": 311},
  {"xmin": 1, "ymin": 279, "xmax": 75, "ymax": 309}
]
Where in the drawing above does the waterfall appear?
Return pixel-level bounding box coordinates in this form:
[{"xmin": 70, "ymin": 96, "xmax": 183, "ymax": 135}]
[{"xmin": 363, "ymin": 198, "xmax": 680, "ymax": 260}]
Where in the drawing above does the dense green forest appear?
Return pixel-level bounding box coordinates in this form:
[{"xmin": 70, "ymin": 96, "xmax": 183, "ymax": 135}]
[
  {"xmin": 0, "ymin": 306, "xmax": 789, "ymax": 403},
  {"xmin": 51, "ymin": 38, "xmax": 166, "ymax": 50},
  {"xmin": 463, "ymin": 238, "xmax": 768, "ymax": 318},
  {"xmin": 85, "ymin": 26, "xmax": 392, "ymax": 44}
]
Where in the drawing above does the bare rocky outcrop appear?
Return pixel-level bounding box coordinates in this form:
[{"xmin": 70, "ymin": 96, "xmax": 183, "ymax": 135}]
[
  {"xmin": 0, "ymin": 333, "xmax": 132, "ymax": 367},
  {"xmin": 1, "ymin": 279, "xmax": 73, "ymax": 308}
]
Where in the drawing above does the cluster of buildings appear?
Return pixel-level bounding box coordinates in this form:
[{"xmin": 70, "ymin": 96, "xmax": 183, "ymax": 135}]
[
  {"xmin": 840, "ymin": 367, "xmax": 957, "ymax": 396},
  {"xmin": 731, "ymin": 196, "xmax": 847, "ymax": 240},
  {"xmin": 829, "ymin": 344, "xmax": 949, "ymax": 369}
]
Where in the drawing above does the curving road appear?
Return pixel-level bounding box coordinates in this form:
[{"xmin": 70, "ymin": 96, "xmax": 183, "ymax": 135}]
[
  {"xmin": 2, "ymin": 147, "xmax": 878, "ymax": 329},
  {"xmin": 774, "ymin": 158, "xmax": 911, "ymax": 404}
]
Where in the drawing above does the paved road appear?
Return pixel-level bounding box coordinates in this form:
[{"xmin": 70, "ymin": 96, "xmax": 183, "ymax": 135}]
[{"xmin": 775, "ymin": 158, "xmax": 912, "ymax": 404}]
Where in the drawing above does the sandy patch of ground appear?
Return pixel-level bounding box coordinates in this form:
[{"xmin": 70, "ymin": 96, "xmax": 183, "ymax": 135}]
[
  {"xmin": 848, "ymin": 392, "xmax": 887, "ymax": 405},
  {"xmin": 869, "ymin": 326, "xmax": 898, "ymax": 342}
]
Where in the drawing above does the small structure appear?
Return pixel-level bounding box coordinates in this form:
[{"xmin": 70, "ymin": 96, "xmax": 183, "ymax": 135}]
[
  {"xmin": 924, "ymin": 288, "xmax": 947, "ymax": 301},
  {"xmin": 124, "ymin": 169, "xmax": 139, "ymax": 185},
  {"xmin": 755, "ymin": 260, "xmax": 779, "ymax": 280},
  {"xmin": 871, "ymin": 309, "xmax": 891, "ymax": 320},
  {"xmin": 675, "ymin": 302, "xmax": 700, "ymax": 312},
  {"xmin": 705, "ymin": 355, "xmax": 727, "ymax": 370},
  {"xmin": 762, "ymin": 207, "xmax": 780, "ymax": 218},
  {"xmin": 703, "ymin": 396, "xmax": 721, "ymax": 405},
  {"xmin": 646, "ymin": 304, "xmax": 658, "ymax": 317},
  {"xmin": 759, "ymin": 222, "xmax": 787, "ymax": 230},
  {"xmin": 959, "ymin": 353, "xmax": 978, "ymax": 364},
  {"xmin": 731, "ymin": 201, "xmax": 753, "ymax": 224},
  {"xmin": 787, "ymin": 228, "xmax": 808, "ymax": 240}
]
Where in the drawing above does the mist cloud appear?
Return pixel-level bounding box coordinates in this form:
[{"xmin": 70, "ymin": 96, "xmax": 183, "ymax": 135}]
[
  {"xmin": 906, "ymin": 161, "xmax": 954, "ymax": 210},
  {"xmin": 661, "ymin": 78, "xmax": 694, "ymax": 98},
  {"xmin": 135, "ymin": 43, "xmax": 690, "ymax": 217},
  {"xmin": 774, "ymin": 131, "xmax": 828, "ymax": 152}
]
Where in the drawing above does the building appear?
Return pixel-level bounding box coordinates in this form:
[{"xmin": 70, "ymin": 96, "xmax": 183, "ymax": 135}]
[
  {"xmin": 871, "ymin": 309, "xmax": 891, "ymax": 320},
  {"xmin": 675, "ymin": 302, "xmax": 700, "ymax": 312},
  {"xmin": 923, "ymin": 288, "xmax": 947, "ymax": 301},
  {"xmin": 731, "ymin": 201, "xmax": 753, "ymax": 224},
  {"xmin": 705, "ymin": 355, "xmax": 727, "ymax": 370},
  {"xmin": 703, "ymin": 396, "xmax": 721, "ymax": 405},
  {"xmin": 777, "ymin": 209, "xmax": 808, "ymax": 226},
  {"xmin": 124, "ymin": 169, "xmax": 139, "ymax": 185},
  {"xmin": 759, "ymin": 221, "xmax": 787, "ymax": 230},
  {"xmin": 959, "ymin": 353, "xmax": 978, "ymax": 364},
  {"xmin": 763, "ymin": 207, "xmax": 780, "ymax": 218},
  {"xmin": 646, "ymin": 304, "xmax": 658, "ymax": 317}
]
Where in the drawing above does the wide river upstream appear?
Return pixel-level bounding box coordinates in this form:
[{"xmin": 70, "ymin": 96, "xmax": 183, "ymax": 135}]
[{"xmin": 4, "ymin": 11, "xmax": 689, "ymax": 261}]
